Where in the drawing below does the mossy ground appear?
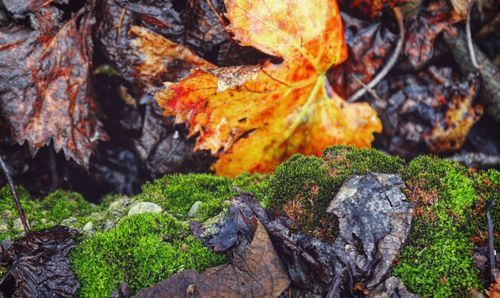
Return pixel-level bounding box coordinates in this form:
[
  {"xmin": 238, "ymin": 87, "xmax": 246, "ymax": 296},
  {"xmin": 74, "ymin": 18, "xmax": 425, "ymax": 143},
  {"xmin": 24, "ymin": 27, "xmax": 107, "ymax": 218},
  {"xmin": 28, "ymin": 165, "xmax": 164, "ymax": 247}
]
[
  {"xmin": 0, "ymin": 146, "xmax": 498, "ymax": 297},
  {"xmin": 70, "ymin": 213, "xmax": 225, "ymax": 297},
  {"xmin": 0, "ymin": 187, "xmax": 98, "ymax": 241}
]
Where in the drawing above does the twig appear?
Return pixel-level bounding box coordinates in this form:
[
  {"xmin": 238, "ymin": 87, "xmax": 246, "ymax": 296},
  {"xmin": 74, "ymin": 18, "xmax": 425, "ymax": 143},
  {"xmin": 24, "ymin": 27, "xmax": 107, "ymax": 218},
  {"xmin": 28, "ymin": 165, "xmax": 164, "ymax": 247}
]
[
  {"xmin": 466, "ymin": 0, "xmax": 481, "ymax": 69},
  {"xmin": 0, "ymin": 155, "xmax": 30, "ymax": 235},
  {"xmin": 449, "ymin": 152, "xmax": 500, "ymax": 169},
  {"xmin": 475, "ymin": 12, "xmax": 500, "ymax": 40},
  {"xmin": 486, "ymin": 200, "xmax": 496, "ymax": 280},
  {"xmin": 348, "ymin": 7, "xmax": 405, "ymax": 102},
  {"xmin": 352, "ymin": 76, "xmax": 383, "ymax": 102},
  {"xmin": 443, "ymin": 31, "xmax": 500, "ymax": 123},
  {"xmin": 204, "ymin": 0, "xmax": 234, "ymax": 42}
]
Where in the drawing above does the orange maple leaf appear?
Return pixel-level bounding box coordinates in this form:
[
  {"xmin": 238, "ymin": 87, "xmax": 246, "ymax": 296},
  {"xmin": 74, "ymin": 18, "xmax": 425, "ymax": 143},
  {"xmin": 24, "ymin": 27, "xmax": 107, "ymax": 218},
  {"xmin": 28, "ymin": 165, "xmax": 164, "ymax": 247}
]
[{"xmin": 155, "ymin": 0, "xmax": 382, "ymax": 177}]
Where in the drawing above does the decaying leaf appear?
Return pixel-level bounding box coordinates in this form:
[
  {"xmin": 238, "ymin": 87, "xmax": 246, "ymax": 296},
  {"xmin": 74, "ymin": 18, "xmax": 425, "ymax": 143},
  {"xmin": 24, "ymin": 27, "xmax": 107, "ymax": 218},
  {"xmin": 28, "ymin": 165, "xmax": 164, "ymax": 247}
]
[
  {"xmin": 0, "ymin": 226, "xmax": 80, "ymax": 297},
  {"xmin": 328, "ymin": 13, "xmax": 397, "ymax": 98},
  {"xmin": 338, "ymin": 0, "xmax": 408, "ymax": 19},
  {"xmin": 194, "ymin": 182, "xmax": 414, "ymax": 296},
  {"xmin": 0, "ymin": 3, "xmax": 106, "ymax": 168},
  {"xmin": 373, "ymin": 67, "xmax": 483, "ymax": 157},
  {"xmin": 129, "ymin": 25, "xmax": 215, "ymax": 95},
  {"xmin": 155, "ymin": 0, "xmax": 382, "ymax": 177},
  {"xmin": 404, "ymin": 0, "xmax": 459, "ymax": 69},
  {"xmin": 136, "ymin": 221, "xmax": 290, "ymax": 298}
]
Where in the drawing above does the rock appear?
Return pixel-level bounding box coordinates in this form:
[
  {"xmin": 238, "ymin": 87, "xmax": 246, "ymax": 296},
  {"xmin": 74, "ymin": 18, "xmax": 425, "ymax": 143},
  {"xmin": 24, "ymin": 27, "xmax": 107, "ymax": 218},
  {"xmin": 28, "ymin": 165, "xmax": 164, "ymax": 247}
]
[
  {"xmin": 103, "ymin": 220, "xmax": 115, "ymax": 231},
  {"xmin": 128, "ymin": 202, "xmax": 163, "ymax": 216},
  {"xmin": 12, "ymin": 218, "xmax": 27, "ymax": 232},
  {"xmin": 0, "ymin": 224, "xmax": 8, "ymax": 233},
  {"xmin": 2, "ymin": 210, "xmax": 12, "ymax": 219},
  {"xmin": 188, "ymin": 201, "xmax": 203, "ymax": 218},
  {"xmin": 61, "ymin": 217, "xmax": 77, "ymax": 226},
  {"xmin": 109, "ymin": 197, "xmax": 133, "ymax": 211},
  {"xmin": 82, "ymin": 222, "xmax": 94, "ymax": 234}
]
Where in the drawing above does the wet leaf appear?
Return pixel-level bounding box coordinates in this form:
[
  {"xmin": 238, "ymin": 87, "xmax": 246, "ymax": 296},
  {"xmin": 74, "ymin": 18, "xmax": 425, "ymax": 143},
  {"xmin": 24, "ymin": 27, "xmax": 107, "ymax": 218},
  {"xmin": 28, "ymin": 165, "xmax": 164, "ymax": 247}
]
[
  {"xmin": 404, "ymin": 0, "xmax": 459, "ymax": 69},
  {"xmin": 136, "ymin": 221, "xmax": 290, "ymax": 298},
  {"xmin": 155, "ymin": 0, "xmax": 382, "ymax": 177},
  {"xmin": 194, "ymin": 185, "xmax": 414, "ymax": 297},
  {"xmin": 128, "ymin": 25, "xmax": 215, "ymax": 95},
  {"xmin": 338, "ymin": 0, "xmax": 408, "ymax": 19},
  {"xmin": 373, "ymin": 67, "xmax": 483, "ymax": 157},
  {"xmin": 0, "ymin": 226, "xmax": 80, "ymax": 297},
  {"xmin": 328, "ymin": 13, "xmax": 398, "ymax": 98},
  {"xmin": 0, "ymin": 3, "xmax": 106, "ymax": 168}
]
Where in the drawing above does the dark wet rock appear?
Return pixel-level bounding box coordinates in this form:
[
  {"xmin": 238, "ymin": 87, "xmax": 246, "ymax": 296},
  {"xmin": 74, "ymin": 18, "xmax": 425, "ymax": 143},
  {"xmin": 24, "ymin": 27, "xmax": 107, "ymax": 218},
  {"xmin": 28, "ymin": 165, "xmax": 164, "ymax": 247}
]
[{"xmin": 326, "ymin": 173, "xmax": 413, "ymax": 294}]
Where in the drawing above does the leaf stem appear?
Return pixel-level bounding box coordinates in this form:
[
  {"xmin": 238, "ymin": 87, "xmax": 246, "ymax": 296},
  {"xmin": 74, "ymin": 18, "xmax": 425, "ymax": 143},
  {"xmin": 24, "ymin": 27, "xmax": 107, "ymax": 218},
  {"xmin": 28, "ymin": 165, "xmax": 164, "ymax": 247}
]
[{"xmin": 284, "ymin": 74, "xmax": 324, "ymax": 139}]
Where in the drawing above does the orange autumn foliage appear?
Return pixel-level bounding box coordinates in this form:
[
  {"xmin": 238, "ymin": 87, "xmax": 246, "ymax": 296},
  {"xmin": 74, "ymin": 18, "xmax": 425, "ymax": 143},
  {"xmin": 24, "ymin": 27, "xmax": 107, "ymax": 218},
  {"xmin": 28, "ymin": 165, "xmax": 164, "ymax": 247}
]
[{"xmin": 155, "ymin": 0, "xmax": 382, "ymax": 177}]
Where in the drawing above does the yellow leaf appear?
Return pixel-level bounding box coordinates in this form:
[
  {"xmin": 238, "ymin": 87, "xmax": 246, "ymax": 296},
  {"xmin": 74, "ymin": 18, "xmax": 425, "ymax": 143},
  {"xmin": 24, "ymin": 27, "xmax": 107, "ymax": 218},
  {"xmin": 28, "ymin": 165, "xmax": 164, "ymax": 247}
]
[{"xmin": 155, "ymin": 0, "xmax": 382, "ymax": 177}]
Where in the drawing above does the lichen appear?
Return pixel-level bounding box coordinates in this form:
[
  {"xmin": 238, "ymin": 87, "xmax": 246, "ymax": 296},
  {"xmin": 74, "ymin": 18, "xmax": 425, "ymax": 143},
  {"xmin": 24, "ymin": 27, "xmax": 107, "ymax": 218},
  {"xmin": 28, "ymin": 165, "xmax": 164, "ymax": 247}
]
[{"xmin": 70, "ymin": 213, "xmax": 226, "ymax": 297}]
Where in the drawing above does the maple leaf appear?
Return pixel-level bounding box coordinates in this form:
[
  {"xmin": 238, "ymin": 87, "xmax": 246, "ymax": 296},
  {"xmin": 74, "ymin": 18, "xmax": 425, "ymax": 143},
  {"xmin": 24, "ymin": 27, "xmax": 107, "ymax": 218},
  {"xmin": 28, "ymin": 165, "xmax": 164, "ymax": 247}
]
[
  {"xmin": 155, "ymin": 0, "xmax": 382, "ymax": 177},
  {"xmin": 0, "ymin": 4, "xmax": 106, "ymax": 168}
]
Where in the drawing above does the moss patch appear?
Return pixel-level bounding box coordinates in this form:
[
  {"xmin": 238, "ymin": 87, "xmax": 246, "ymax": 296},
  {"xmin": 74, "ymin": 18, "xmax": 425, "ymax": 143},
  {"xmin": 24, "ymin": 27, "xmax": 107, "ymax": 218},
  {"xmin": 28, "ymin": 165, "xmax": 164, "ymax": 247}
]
[
  {"xmin": 137, "ymin": 173, "xmax": 269, "ymax": 221},
  {"xmin": 0, "ymin": 187, "xmax": 96, "ymax": 241},
  {"xmin": 70, "ymin": 213, "xmax": 226, "ymax": 297},
  {"xmin": 394, "ymin": 157, "xmax": 482, "ymax": 297}
]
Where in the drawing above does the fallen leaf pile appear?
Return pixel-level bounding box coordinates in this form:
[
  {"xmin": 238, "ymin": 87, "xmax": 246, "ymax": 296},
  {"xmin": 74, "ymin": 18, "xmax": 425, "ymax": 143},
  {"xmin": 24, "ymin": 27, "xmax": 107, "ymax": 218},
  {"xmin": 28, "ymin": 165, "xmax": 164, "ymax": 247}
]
[
  {"xmin": 155, "ymin": 0, "xmax": 382, "ymax": 176},
  {"xmin": 0, "ymin": 0, "xmax": 497, "ymax": 202}
]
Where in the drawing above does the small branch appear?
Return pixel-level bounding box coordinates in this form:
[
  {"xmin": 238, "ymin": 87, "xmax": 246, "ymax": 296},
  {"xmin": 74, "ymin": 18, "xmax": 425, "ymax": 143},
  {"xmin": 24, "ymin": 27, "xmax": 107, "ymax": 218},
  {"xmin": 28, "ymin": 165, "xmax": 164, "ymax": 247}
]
[
  {"xmin": 0, "ymin": 155, "xmax": 30, "ymax": 235},
  {"xmin": 449, "ymin": 152, "xmax": 500, "ymax": 169},
  {"xmin": 348, "ymin": 7, "xmax": 405, "ymax": 102},
  {"xmin": 352, "ymin": 75, "xmax": 383, "ymax": 102},
  {"xmin": 487, "ymin": 200, "xmax": 496, "ymax": 281},
  {"xmin": 443, "ymin": 31, "xmax": 500, "ymax": 123},
  {"xmin": 466, "ymin": 0, "xmax": 481, "ymax": 69}
]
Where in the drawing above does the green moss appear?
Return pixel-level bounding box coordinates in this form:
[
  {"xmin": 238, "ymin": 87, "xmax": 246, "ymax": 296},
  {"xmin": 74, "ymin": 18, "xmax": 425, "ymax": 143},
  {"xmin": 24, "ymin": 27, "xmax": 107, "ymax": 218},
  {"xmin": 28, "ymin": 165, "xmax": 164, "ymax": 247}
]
[
  {"xmin": 0, "ymin": 187, "xmax": 96, "ymax": 241},
  {"xmin": 323, "ymin": 145, "xmax": 405, "ymax": 175},
  {"xmin": 137, "ymin": 174, "xmax": 234, "ymax": 221},
  {"xmin": 394, "ymin": 157, "xmax": 481, "ymax": 297},
  {"xmin": 71, "ymin": 213, "xmax": 225, "ymax": 297},
  {"xmin": 267, "ymin": 146, "xmax": 404, "ymax": 240},
  {"xmin": 137, "ymin": 173, "xmax": 270, "ymax": 221}
]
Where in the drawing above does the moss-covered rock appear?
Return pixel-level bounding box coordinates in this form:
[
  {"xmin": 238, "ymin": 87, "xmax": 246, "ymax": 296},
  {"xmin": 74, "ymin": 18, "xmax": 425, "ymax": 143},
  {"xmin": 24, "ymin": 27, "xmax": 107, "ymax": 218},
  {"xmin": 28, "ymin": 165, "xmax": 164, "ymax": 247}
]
[
  {"xmin": 70, "ymin": 213, "xmax": 226, "ymax": 297},
  {"xmin": 267, "ymin": 146, "xmax": 405, "ymax": 240}
]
